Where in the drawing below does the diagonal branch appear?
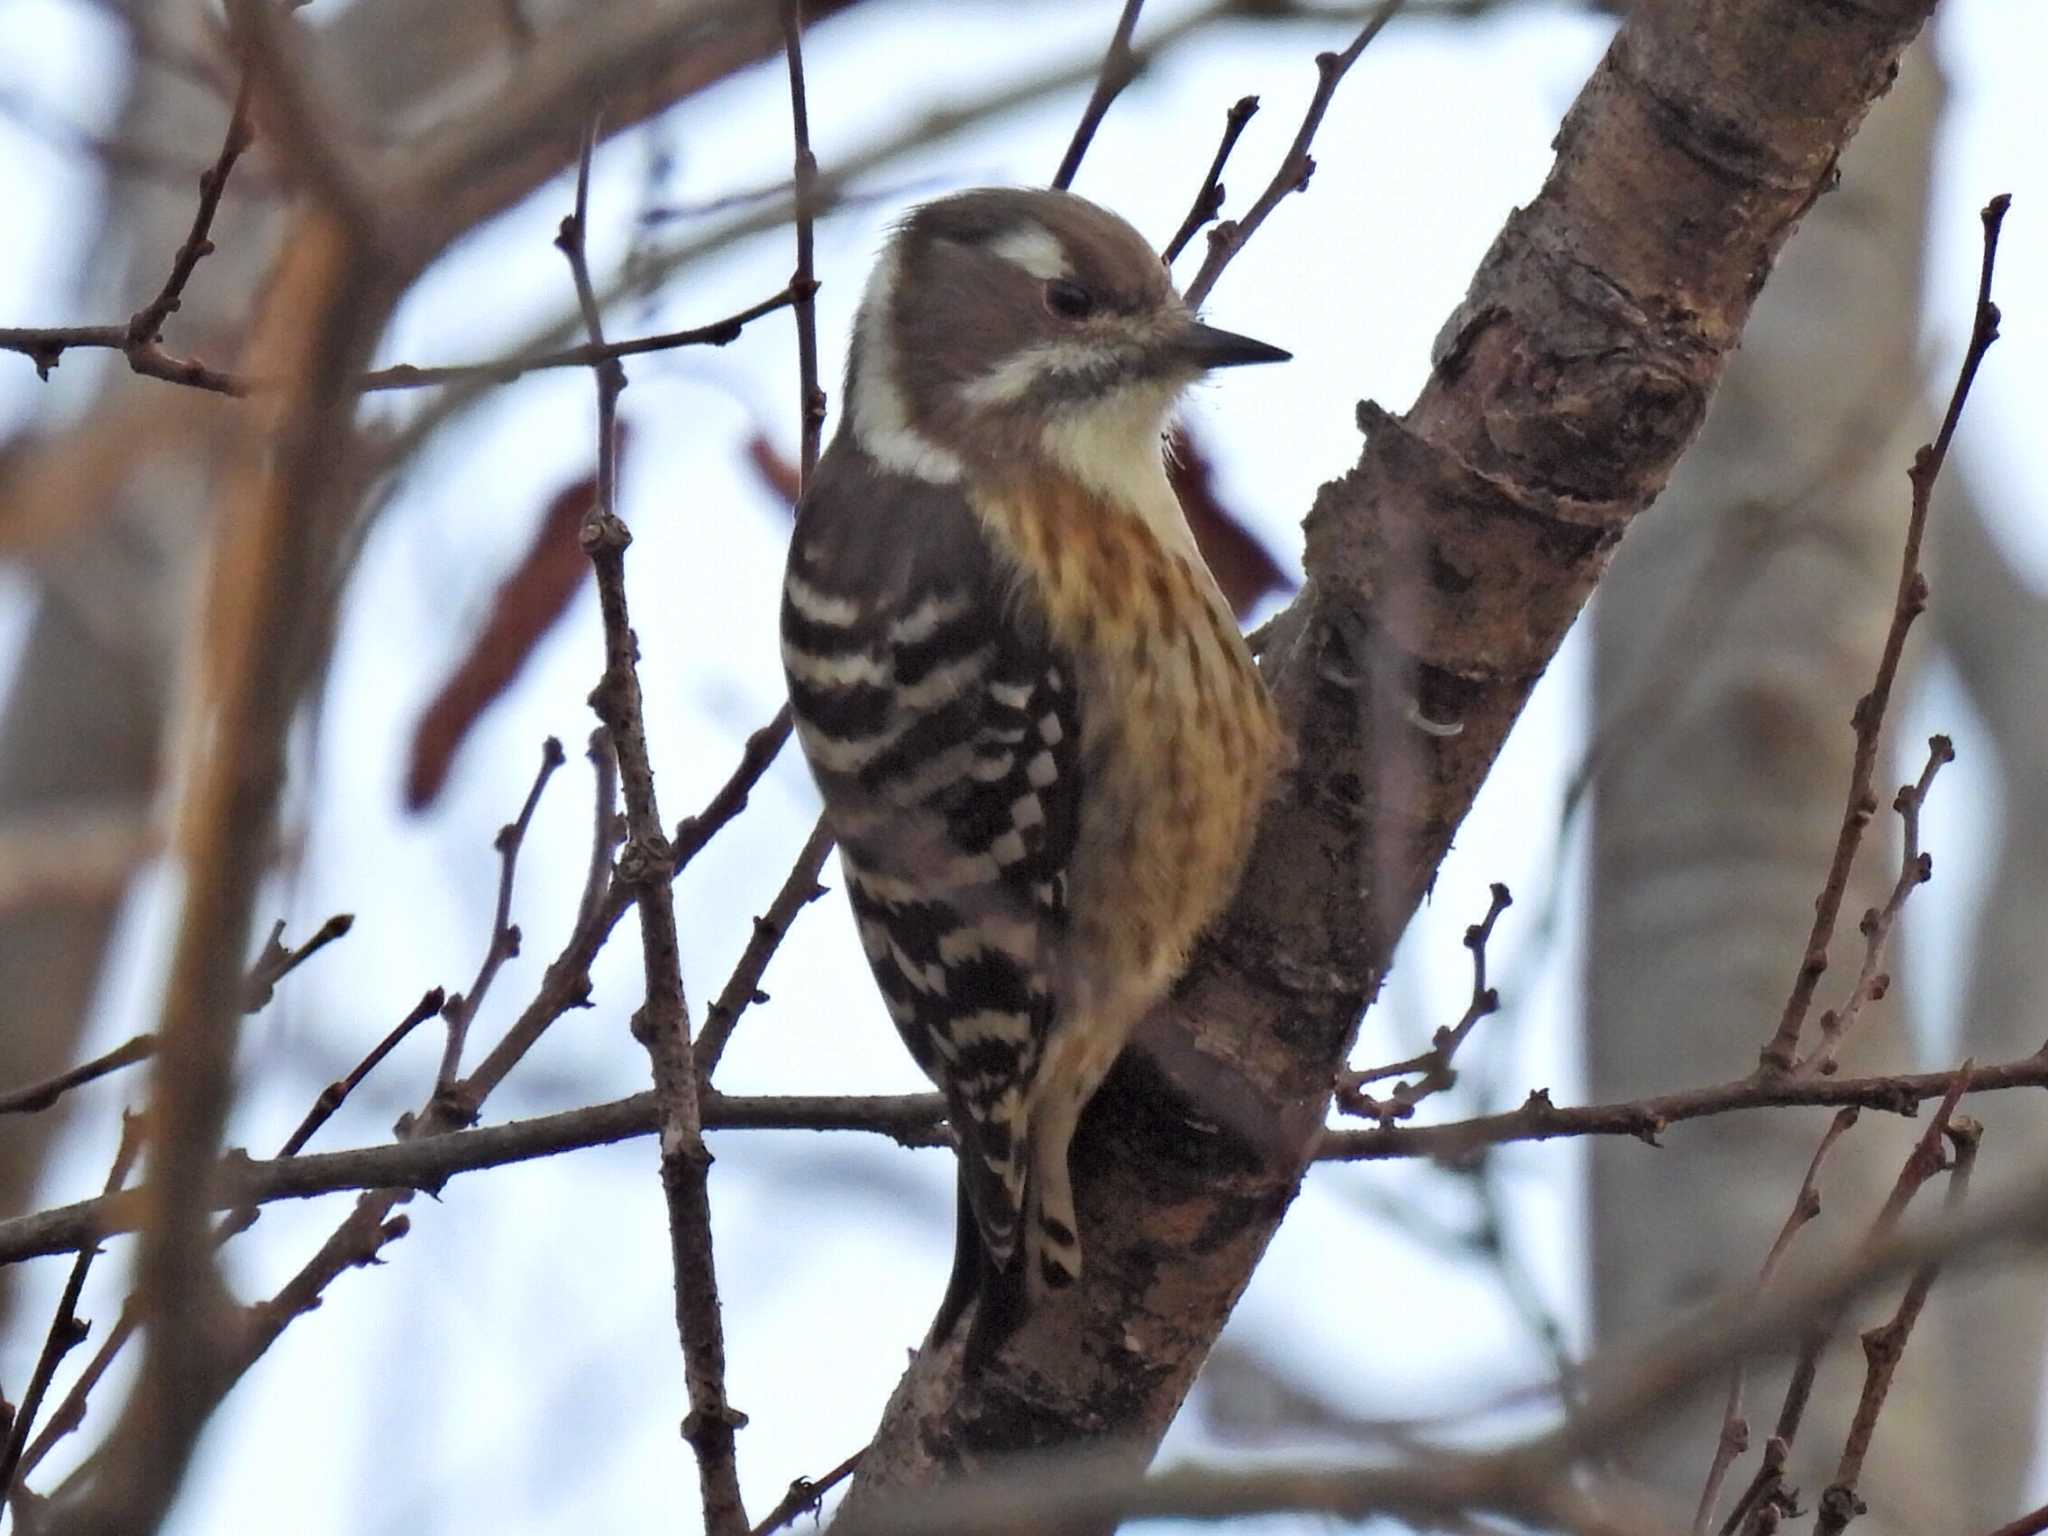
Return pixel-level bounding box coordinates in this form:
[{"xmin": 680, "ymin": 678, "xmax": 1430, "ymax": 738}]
[
  {"xmin": 1182, "ymin": 0, "xmax": 1401, "ymax": 307},
  {"xmin": 1161, "ymin": 94, "xmax": 1259, "ymax": 266},
  {"xmin": 1051, "ymin": 0, "xmax": 1147, "ymax": 191}
]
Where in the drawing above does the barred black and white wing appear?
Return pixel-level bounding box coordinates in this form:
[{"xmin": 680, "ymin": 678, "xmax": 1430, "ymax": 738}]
[{"xmin": 780, "ymin": 439, "xmax": 1081, "ymax": 1343}]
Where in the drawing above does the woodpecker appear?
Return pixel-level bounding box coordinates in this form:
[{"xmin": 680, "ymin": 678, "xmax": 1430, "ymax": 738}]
[{"xmin": 781, "ymin": 186, "xmax": 1287, "ymax": 1356}]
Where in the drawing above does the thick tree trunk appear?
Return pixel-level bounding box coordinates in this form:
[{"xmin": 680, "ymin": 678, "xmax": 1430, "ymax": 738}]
[{"xmin": 837, "ymin": 0, "xmax": 1941, "ymax": 1521}]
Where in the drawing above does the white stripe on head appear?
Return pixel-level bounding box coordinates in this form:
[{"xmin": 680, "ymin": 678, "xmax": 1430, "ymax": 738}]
[
  {"xmin": 986, "ymin": 223, "xmax": 1071, "ymax": 282},
  {"xmin": 851, "ymin": 244, "xmax": 965, "ymax": 483}
]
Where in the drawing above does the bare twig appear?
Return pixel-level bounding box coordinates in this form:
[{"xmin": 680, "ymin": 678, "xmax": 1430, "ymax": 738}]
[
  {"xmin": 1052, "ymin": 0, "xmax": 1147, "ymax": 191},
  {"xmin": 1183, "ymin": 0, "xmax": 1403, "ymax": 307},
  {"xmin": 1759, "ymin": 194, "xmax": 2010, "ymax": 1073},
  {"xmin": 1813, "ymin": 1115, "xmax": 1979, "ymax": 1536},
  {"xmin": 0, "ymin": 1090, "xmax": 951, "ymax": 1266},
  {"xmin": 782, "ymin": 1, "xmax": 826, "ymax": 481},
  {"xmin": 3, "ymin": 288, "xmax": 802, "ymax": 399},
  {"xmin": 695, "ymin": 814, "xmax": 835, "ymax": 1080},
  {"xmin": 358, "ymin": 288, "xmax": 802, "ymax": 392},
  {"xmin": 673, "ymin": 707, "xmax": 795, "ymax": 873},
  {"xmin": 13, "ymin": 1304, "xmax": 134, "ymax": 1484},
  {"xmin": 0, "ymin": 71, "xmax": 259, "ymax": 396},
  {"xmin": 0, "ymin": 1118, "xmax": 142, "ymax": 1501},
  {"xmin": 0, "ymin": 1036, "xmax": 157, "ymax": 1117},
  {"xmin": 1162, "ymin": 94, "xmax": 1260, "ymax": 265},
  {"xmin": 275, "ymin": 990, "xmax": 448, "ymax": 1167},
  {"xmin": 242, "ymin": 912, "xmax": 355, "ymax": 1013},
  {"xmin": 217, "ymin": 985, "xmax": 450, "ymax": 1246},
  {"xmin": 457, "ymin": 709, "xmax": 789, "ymax": 1115},
  {"xmin": 1337, "ymin": 882, "xmax": 1509, "ymax": 1121},
  {"xmin": 1799, "ymin": 737, "xmax": 1952, "ymax": 1074},
  {"xmin": 750, "ymin": 1446, "xmax": 864, "ymax": 1536},
  {"xmin": 18, "ymin": 985, "xmax": 449, "ymax": 1487},
  {"xmin": 369, "ymin": 5, "xmax": 1251, "ymax": 479},
  {"xmin": 1724, "ymin": 1073, "xmax": 1973, "ymax": 1535},
  {"xmin": 233, "ymin": 1199, "xmax": 411, "ymax": 1369},
  {"xmin": 1694, "ymin": 1108, "xmax": 1859, "ymax": 1534},
  {"xmin": 128, "ymin": 76, "xmax": 255, "ymax": 351},
  {"xmin": 559, "ymin": 117, "xmax": 748, "ymax": 1536},
  {"xmin": 1320, "ymin": 1053, "xmax": 2047, "ymax": 1167},
  {"xmin": 579, "ymin": 728, "xmax": 623, "ymax": 934},
  {"xmin": 434, "ymin": 737, "xmax": 566, "ymax": 1093}
]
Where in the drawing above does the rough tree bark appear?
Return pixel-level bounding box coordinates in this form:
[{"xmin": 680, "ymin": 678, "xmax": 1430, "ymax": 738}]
[
  {"xmin": 837, "ymin": 0, "xmax": 1942, "ymax": 1519},
  {"xmin": 1586, "ymin": 38, "xmax": 1992, "ymax": 1532}
]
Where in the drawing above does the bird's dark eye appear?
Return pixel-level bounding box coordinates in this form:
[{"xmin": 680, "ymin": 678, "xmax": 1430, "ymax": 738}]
[{"xmin": 1044, "ymin": 279, "xmax": 1095, "ymax": 320}]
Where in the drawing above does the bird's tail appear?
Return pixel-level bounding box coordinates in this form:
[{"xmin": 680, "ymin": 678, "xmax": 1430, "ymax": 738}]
[{"xmin": 931, "ymin": 1171, "xmax": 1031, "ymax": 1371}]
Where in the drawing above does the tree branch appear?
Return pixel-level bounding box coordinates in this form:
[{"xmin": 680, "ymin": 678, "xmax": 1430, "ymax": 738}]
[
  {"xmin": 1758, "ymin": 193, "xmax": 2009, "ymax": 1072},
  {"xmin": 558, "ymin": 117, "xmax": 747, "ymax": 1536},
  {"xmin": 15, "ymin": 1047, "xmax": 2048, "ymax": 1270},
  {"xmin": 1181, "ymin": 0, "xmax": 1401, "ymax": 307},
  {"xmin": 1051, "ymin": 0, "xmax": 1146, "ymax": 191},
  {"xmin": 1161, "ymin": 93, "xmax": 1259, "ymax": 266},
  {"xmin": 0, "ymin": 1036, "xmax": 156, "ymax": 1118}
]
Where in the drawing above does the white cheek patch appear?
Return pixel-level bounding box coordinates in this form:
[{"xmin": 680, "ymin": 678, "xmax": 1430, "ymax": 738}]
[
  {"xmin": 955, "ymin": 341, "xmax": 1114, "ymax": 408},
  {"xmin": 851, "ymin": 244, "xmax": 966, "ymax": 484},
  {"xmin": 987, "ymin": 223, "xmax": 1071, "ymax": 282}
]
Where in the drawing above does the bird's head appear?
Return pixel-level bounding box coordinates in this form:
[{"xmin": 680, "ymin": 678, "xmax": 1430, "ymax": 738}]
[{"xmin": 844, "ymin": 186, "xmax": 1288, "ymax": 486}]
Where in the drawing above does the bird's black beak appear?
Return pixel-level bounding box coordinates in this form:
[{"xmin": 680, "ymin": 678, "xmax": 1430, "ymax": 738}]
[{"xmin": 1179, "ymin": 320, "xmax": 1291, "ymax": 370}]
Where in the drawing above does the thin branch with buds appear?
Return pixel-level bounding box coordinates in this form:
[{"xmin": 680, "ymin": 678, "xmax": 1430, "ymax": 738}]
[
  {"xmin": 241, "ymin": 913, "xmax": 354, "ymax": 1013},
  {"xmin": 674, "ymin": 708, "xmax": 795, "ymax": 873},
  {"xmin": 695, "ymin": 814, "xmax": 835, "ymax": 1081},
  {"xmin": 1814, "ymin": 1115, "xmax": 1979, "ymax": 1535},
  {"xmin": 17, "ymin": 979, "xmax": 450, "ymax": 1494},
  {"xmin": 3, "ymin": 287, "xmax": 804, "ymax": 400},
  {"xmin": 434, "ymin": 736, "xmax": 566, "ymax": 1093},
  {"xmin": 1723, "ymin": 1072, "xmax": 1973, "ymax": 1534},
  {"xmin": 1799, "ymin": 736, "xmax": 1952, "ymax": 1075},
  {"xmin": 1759, "ymin": 194, "xmax": 2010, "ymax": 1073},
  {"xmin": 1694, "ymin": 1107, "xmax": 1860, "ymax": 1534},
  {"xmin": 1183, "ymin": 0, "xmax": 1403, "ymax": 307},
  {"xmin": 220, "ymin": 988, "xmax": 449, "ymax": 1238},
  {"xmin": 0, "ymin": 1118, "xmax": 142, "ymax": 1503},
  {"xmin": 0, "ymin": 1037, "xmax": 157, "ymax": 1118},
  {"xmin": 0, "ymin": 73, "xmax": 257, "ymax": 394},
  {"xmin": 359, "ymin": 289, "xmax": 804, "ymax": 393},
  {"xmin": 1337, "ymin": 881, "xmax": 1509, "ymax": 1122},
  {"xmin": 1162, "ymin": 94, "xmax": 1260, "ymax": 266},
  {"xmin": 558, "ymin": 117, "xmax": 748, "ymax": 1536}
]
